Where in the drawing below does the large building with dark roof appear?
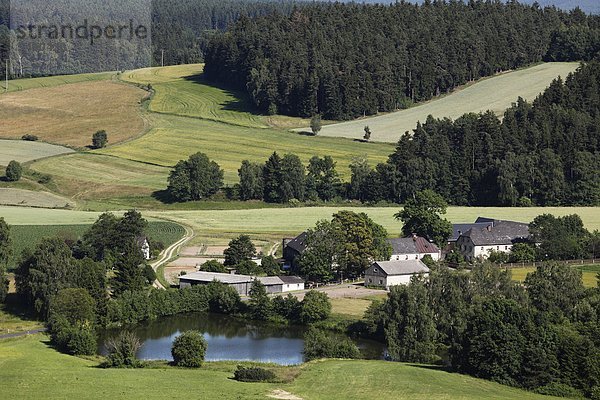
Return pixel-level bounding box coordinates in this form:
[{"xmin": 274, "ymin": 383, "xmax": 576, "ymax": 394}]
[
  {"xmin": 282, "ymin": 232, "xmax": 308, "ymax": 266},
  {"xmin": 387, "ymin": 235, "xmax": 441, "ymax": 261},
  {"xmin": 456, "ymin": 219, "xmax": 530, "ymax": 261}
]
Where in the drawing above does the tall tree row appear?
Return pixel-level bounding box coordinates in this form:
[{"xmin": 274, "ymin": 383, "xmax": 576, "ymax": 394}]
[{"xmin": 205, "ymin": 1, "xmax": 600, "ymax": 119}]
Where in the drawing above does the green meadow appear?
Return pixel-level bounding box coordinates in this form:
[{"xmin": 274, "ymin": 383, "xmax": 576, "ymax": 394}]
[
  {"xmin": 1, "ymin": 71, "xmax": 115, "ymax": 93},
  {"xmin": 310, "ymin": 62, "xmax": 579, "ymax": 142},
  {"xmin": 0, "ymin": 335, "xmax": 559, "ymax": 400}
]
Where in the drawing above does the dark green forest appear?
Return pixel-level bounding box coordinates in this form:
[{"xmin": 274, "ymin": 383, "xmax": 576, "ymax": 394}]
[
  {"xmin": 205, "ymin": 1, "xmax": 600, "ymax": 119},
  {"xmin": 355, "ymin": 62, "xmax": 600, "ymax": 206}
]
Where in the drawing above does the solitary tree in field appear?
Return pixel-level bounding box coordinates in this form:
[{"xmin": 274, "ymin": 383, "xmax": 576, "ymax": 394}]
[
  {"xmin": 5, "ymin": 160, "xmax": 22, "ymax": 182},
  {"xmin": 310, "ymin": 114, "xmax": 322, "ymax": 136},
  {"xmin": 92, "ymin": 130, "xmax": 108, "ymax": 149},
  {"xmin": 363, "ymin": 126, "xmax": 372, "ymax": 141}
]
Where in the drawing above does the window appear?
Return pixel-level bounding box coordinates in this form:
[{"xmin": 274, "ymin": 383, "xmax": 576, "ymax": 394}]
[
  {"xmin": 496, "ymin": 246, "xmax": 500, "ymax": 251},
  {"xmin": 505, "ymin": 246, "xmax": 508, "ymax": 250},
  {"xmin": 415, "ymin": 255, "xmax": 418, "ymax": 259},
  {"xmin": 481, "ymin": 247, "xmax": 484, "ymax": 251},
  {"xmin": 373, "ymin": 268, "xmax": 378, "ymax": 273},
  {"xmin": 396, "ymin": 256, "xmax": 400, "ymax": 260},
  {"xmin": 368, "ymin": 278, "xmax": 372, "ymax": 283},
  {"xmin": 379, "ymin": 280, "xmax": 383, "ymax": 285},
  {"xmin": 405, "ymin": 255, "xmax": 409, "ymax": 260}
]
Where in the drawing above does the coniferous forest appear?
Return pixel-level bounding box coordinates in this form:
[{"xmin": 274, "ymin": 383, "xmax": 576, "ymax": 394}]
[{"xmin": 204, "ymin": 1, "xmax": 600, "ymax": 119}]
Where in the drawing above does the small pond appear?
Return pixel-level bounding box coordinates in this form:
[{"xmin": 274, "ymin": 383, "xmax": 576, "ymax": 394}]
[{"xmin": 99, "ymin": 312, "xmax": 385, "ymax": 365}]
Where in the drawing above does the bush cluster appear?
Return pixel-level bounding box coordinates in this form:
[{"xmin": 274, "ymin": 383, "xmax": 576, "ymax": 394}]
[
  {"xmin": 303, "ymin": 327, "xmax": 361, "ymax": 361},
  {"xmin": 233, "ymin": 366, "xmax": 276, "ymax": 382},
  {"xmin": 102, "ymin": 331, "xmax": 144, "ymax": 368},
  {"xmin": 171, "ymin": 330, "xmax": 207, "ymax": 368}
]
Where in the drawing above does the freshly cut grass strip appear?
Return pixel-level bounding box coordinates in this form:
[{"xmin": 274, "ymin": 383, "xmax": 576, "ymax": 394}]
[
  {"xmin": 0, "ymin": 71, "xmax": 115, "ymax": 93},
  {"xmin": 0, "ymin": 139, "xmax": 74, "ymax": 165}
]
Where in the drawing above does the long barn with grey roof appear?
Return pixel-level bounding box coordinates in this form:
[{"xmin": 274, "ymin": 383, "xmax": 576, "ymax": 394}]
[{"xmin": 179, "ymin": 271, "xmax": 304, "ymax": 295}]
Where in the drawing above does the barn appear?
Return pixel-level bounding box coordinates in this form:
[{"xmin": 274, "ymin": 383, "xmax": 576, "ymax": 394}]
[
  {"xmin": 178, "ymin": 271, "xmax": 304, "ymax": 296},
  {"xmin": 364, "ymin": 260, "xmax": 430, "ymax": 289}
]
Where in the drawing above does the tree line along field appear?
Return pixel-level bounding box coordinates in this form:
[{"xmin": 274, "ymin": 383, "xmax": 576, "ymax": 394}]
[
  {"xmin": 0, "ymin": 334, "xmax": 560, "ymax": 400},
  {"xmin": 5, "ymin": 221, "xmax": 186, "ymax": 270},
  {"xmin": 302, "ymin": 62, "xmax": 579, "ymax": 142}
]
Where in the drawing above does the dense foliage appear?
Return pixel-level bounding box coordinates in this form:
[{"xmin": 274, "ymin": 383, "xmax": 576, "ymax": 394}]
[
  {"xmin": 374, "ymin": 262, "xmax": 600, "ymax": 396},
  {"xmin": 352, "ymin": 62, "xmax": 600, "ymax": 206},
  {"xmin": 395, "ymin": 190, "xmax": 453, "ymax": 247},
  {"xmin": 297, "ymin": 211, "xmax": 391, "ymax": 282},
  {"xmin": 5, "ymin": 161, "xmax": 23, "ymax": 182},
  {"xmin": 303, "ymin": 327, "xmax": 361, "ymax": 361},
  {"xmin": 102, "ymin": 331, "xmax": 144, "ymax": 368},
  {"xmin": 167, "ymin": 152, "xmax": 224, "ymax": 202},
  {"xmin": 171, "ymin": 330, "xmax": 208, "ymax": 368},
  {"xmin": 233, "ymin": 365, "xmax": 276, "ymax": 382},
  {"xmin": 205, "ymin": 1, "xmax": 600, "ymax": 119},
  {"xmin": 0, "ymin": 218, "xmax": 10, "ymax": 303}
]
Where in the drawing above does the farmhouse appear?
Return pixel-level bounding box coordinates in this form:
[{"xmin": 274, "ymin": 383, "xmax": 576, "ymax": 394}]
[
  {"xmin": 283, "ymin": 232, "xmax": 307, "ymax": 266},
  {"xmin": 387, "ymin": 235, "xmax": 441, "ymax": 261},
  {"xmin": 456, "ymin": 219, "xmax": 530, "ymax": 261},
  {"xmin": 364, "ymin": 260, "xmax": 430, "ymax": 289},
  {"xmin": 178, "ymin": 271, "xmax": 304, "ymax": 295}
]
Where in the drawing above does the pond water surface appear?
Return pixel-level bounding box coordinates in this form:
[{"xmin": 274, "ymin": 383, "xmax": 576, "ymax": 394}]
[{"xmin": 99, "ymin": 312, "xmax": 385, "ymax": 365}]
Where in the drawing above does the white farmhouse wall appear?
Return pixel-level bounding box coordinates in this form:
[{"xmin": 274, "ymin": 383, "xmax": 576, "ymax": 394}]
[
  {"xmin": 390, "ymin": 252, "xmax": 440, "ymax": 261},
  {"xmin": 281, "ymin": 283, "xmax": 304, "ymax": 292},
  {"xmin": 474, "ymin": 244, "xmax": 513, "ymax": 259}
]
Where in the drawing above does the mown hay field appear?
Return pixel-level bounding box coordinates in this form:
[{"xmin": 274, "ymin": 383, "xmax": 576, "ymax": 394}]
[
  {"xmin": 0, "ymin": 81, "xmax": 147, "ymax": 148},
  {"xmin": 0, "ymin": 139, "xmax": 74, "ymax": 165},
  {"xmin": 99, "ymin": 113, "xmax": 393, "ymax": 183},
  {"xmin": 0, "ymin": 71, "xmax": 114, "ymax": 93},
  {"xmin": 29, "ymin": 153, "xmax": 169, "ymax": 200},
  {"xmin": 122, "ymin": 64, "xmax": 269, "ymax": 128},
  {"xmin": 0, "ymin": 334, "xmax": 559, "ymax": 400},
  {"xmin": 309, "ymin": 62, "xmax": 579, "ymax": 142},
  {"xmin": 0, "ymin": 189, "xmax": 73, "ymax": 209}
]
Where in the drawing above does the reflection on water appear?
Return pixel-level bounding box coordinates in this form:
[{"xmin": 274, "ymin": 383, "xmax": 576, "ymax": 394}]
[{"xmin": 99, "ymin": 312, "xmax": 385, "ymax": 365}]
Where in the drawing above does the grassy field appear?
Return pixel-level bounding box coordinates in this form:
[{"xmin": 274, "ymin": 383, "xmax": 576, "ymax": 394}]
[
  {"xmin": 0, "ymin": 81, "xmax": 147, "ymax": 148},
  {"xmin": 1, "ymin": 72, "xmax": 115, "ymax": 93},
  {"xmin": 100, "ymin": 113, "xmax": 392, "ymax": 183},
  {"xmin": 122, "ymin": 64, "xmax": 269, "ymax": 128},
  {"xmin": 0, "ymin": 139, "xmax": 74, "ymax": 165},
  {"xmin": 309, "ymin": 62, "xmax": 579, "ymax": 142},
  {"xmin": 511, "ymin": 264, "xmax": 599, "ymax": 288},
  {"xmin": 29, "ymin": 153, "xmax": 169, "ymax": 200},
  {"xmin": 0, "ymin": 189, "xmax": 73, "ymax": 209},
  {"xmin": 330, "ymin": 296, "xmax": 385, "ymax": 318},
  {"xmin": 0, "ymin": 334, "xmax": 559, "ymax": 400},
  {"xmin": 151, "ymin": 206, "xmax": 600, "ymax": 244}
]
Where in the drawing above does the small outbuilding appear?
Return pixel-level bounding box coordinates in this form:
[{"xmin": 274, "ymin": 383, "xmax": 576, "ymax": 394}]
[{"xmin": 364, "ymin": 260, "xmax": 430, "ymax": 289}]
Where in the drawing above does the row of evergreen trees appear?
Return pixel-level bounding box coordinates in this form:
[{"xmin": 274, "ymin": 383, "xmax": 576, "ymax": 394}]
[{"xmin": 205, "ymin": 1, "xmax": 600, "ymax": 119}]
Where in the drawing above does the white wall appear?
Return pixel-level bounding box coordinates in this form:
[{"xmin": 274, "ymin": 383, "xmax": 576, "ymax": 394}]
[
  {"xmin": 281, "ymin": 283, "xmax": 304, "ymax": 292},
  {"xmin": 390, "ymin": 252, "xmax": 440, "ymax": 261}
]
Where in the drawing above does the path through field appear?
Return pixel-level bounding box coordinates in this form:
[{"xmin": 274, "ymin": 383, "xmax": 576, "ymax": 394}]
[
  {"xmin": 150, "ymin": 223, "xmax": 194, "ymax": 289},
  {"xmin": 301, "ymin": 62, "xmax": 578, "ymax": 142}
]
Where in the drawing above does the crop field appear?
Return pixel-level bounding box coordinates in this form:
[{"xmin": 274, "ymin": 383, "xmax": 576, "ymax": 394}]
[
  {"xmin": 0, "ymin": 81, "xmax": 147, "ymax": 148},
  {"xmin": 29, "ymin": 153, "xmax": 169, "ymax": 199},
  {"xmin": 0, "ymin": 139, "xmax": 74, "ymax": 165},
  {"xmin": 510, "ymin": 265, "xmax": 599, "ymax": 288},
  {"xmin": 5, "ymin": 221, "xmax": 185, "ymax": 269},
  {"xmin": 0, "ymin": 72, "xmax": 115, "ymax": 93},
  {"xmin": 152, "ymin": 206, "xmax": 600, "ymax": 244},
  {"xmin": 0, "ymin": 189, "xmax": 73, "ymax": 209},
  {"xmin": 100, "ymin": 113, "xmax": 393, "ymax": 183},
  {"xmin": 308, "ymin": 62, "xmax": 579, "ymax": 142},
  {"xmin": 0, "ymin": 335, "xmax": 558, "ymax": 400},
  {"xmin": 122, "ymin": 64, "xmax": 269, "ymax": 128}
]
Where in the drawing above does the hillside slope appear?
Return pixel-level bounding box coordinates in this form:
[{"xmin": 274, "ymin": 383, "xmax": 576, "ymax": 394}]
[{"xmin": 304, "ymin": 62, "xmax": 578, "ymax": 142}]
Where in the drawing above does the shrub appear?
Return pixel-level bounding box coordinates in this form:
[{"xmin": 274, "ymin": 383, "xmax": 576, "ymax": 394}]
[
  {"xmin": 92, "ymin": 130, "xmax": 108, "ymax": 149},
  {"xmin": 103, "ymin": 331, "xmax": 143, "ymax": 368},
  {"xmin": 300, "ymin": 290, "xmax": 331, "ymax": 323},
  {"xmin": 200, "ymin": 260, "xmax": 227, "ymax": 273},
  {"xmin": 303, "ymin": 327, "xmax": 361, "ymax": 361},
  {"xmin": 233, "ymin": 366, "xmax": 276, "ymax": 382},
  {"xmin": 5, "ymin": 160, "xmax": 23, "ymax": 182},
  {"xmin": 272, "ymin": 294, "xmax": 301, "ymax": 321},
  {"xmin": 206, "ymin": 281, "xmax": 240, "ymax": 314},
  {"xmin": 534, "ymin": 382, "xmax": 584, "ymax": 398},
  {"xmin": 143, "ymin": 264, "xmax": 157, "ymax": 284},
  {"xmin": 21, "ymin": 134, "xmax": 39, "ymax": 141},
  {"xmin": 65, "ymin": 325, "xmax": 97, "ymax": 355},
  {"xmin": 171, "ymin": 330, "xmax": 207, "ymax": 368}
]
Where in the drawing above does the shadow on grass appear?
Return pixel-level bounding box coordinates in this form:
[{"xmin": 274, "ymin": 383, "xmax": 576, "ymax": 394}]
[
  {"xmin": 1, "ymin": 293, "xmax": 40, "ymax": 323},
  {"xmin": 151, "ymin": 189, "xmax": 177, "ymax": 204}
]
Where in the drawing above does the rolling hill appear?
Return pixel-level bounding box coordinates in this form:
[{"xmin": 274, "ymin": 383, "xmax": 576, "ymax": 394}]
[{"xmin": 298, "ymin": 62, "xmax": 579, "ymax": 143}]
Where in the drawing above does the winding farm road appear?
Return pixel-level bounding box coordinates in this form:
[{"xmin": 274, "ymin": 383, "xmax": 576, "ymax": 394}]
[{"xmin": 150, "ymin": 223, "xmax": 194, "ymax": 289}]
